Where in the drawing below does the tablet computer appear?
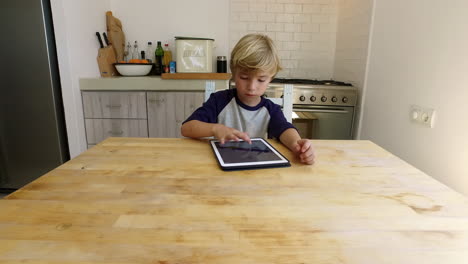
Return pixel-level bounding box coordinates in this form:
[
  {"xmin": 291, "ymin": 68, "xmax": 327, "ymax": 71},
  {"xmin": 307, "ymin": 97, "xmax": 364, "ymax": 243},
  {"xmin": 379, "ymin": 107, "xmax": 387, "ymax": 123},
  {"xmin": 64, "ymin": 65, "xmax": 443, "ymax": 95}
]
[{"xmin": 210, "ymin": 138, "xmax": 290, "ymax": 171}]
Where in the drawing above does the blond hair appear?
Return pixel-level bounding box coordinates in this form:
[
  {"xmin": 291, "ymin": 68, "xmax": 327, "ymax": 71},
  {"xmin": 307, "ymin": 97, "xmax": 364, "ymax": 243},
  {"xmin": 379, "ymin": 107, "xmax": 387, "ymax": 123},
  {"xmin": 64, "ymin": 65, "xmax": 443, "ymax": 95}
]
[{"xmin": 230, "ymin": 34, "xmax": 282, "ymax": 77}]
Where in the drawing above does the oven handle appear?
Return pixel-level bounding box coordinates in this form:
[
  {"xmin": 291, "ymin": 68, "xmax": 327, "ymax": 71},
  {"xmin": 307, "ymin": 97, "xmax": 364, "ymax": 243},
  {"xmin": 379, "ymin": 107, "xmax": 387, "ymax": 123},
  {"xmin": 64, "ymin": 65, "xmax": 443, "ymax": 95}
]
[{"xmin": 293, "ymin": 108, "xmax": 349, "ymax": 114}]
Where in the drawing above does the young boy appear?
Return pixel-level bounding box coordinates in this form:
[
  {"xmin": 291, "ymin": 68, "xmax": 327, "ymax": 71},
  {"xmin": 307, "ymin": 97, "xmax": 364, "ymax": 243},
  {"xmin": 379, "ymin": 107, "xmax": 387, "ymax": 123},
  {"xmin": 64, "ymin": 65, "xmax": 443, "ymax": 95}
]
[{"xmin": 181, "ymin": 34, "xmax": 315, "ymax": 165}]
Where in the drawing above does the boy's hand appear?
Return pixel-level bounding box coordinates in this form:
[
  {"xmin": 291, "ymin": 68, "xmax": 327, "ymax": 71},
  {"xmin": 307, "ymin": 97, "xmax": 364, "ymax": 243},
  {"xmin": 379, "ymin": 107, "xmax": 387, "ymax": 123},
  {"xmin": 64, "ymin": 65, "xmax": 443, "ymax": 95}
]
[
  {"xmin": 294, "ymin": 139, "xmax": 315, "ymax": 165},
  {"xmin": 212, "ymin": 124, "xmax": 251, "ymax": 145}
]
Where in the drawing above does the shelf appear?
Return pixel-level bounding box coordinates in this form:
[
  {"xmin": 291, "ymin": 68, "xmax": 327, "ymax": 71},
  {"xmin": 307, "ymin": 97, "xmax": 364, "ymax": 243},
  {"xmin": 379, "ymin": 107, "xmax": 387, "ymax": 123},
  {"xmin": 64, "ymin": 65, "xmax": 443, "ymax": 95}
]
[{"xmin": 161, "ymin": 73, "xmax": 231, "ymax": 80}]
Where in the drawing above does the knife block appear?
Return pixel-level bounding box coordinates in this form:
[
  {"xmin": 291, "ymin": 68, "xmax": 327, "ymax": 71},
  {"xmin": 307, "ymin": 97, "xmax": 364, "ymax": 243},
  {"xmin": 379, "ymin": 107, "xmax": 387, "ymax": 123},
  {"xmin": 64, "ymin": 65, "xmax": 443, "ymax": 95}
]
[{"xmin": 97, "ymin": 46, "xmax": 118, "ymax": 77}]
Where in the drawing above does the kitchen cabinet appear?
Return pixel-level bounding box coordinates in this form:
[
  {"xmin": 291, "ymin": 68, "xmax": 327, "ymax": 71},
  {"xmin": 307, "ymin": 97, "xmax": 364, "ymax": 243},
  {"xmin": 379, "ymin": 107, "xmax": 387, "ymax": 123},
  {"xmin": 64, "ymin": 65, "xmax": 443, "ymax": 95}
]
[
  {"xmin": 85, "ymin": 119, "xmax": 148, "ymax": 145},
  {"xmin": 82, "ymin": 91, "xmax": 148, "ymax": 148},
  {"xmin": 147, "ymin": 91, "xmax": 204, "ymax": 138},
  {"xmin": 82, "ymin": 90, "xmax": 204, "ymax": 146}
]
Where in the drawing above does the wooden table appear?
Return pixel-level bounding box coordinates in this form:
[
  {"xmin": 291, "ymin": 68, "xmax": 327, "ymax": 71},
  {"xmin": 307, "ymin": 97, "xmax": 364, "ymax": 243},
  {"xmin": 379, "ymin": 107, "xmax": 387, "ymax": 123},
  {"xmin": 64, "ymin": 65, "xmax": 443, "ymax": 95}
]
[{"xmin": 1, "ymin": 138, "xmax": 468, "ymax": 263}]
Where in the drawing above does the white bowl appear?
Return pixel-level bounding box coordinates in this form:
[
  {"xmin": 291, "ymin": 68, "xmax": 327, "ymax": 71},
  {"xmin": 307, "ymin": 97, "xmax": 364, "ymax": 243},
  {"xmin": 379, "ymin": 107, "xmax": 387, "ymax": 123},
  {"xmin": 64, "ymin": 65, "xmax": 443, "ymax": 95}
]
[{"xmin": 114, "ymin": 63, "xmax": 153, "ymax": 76}]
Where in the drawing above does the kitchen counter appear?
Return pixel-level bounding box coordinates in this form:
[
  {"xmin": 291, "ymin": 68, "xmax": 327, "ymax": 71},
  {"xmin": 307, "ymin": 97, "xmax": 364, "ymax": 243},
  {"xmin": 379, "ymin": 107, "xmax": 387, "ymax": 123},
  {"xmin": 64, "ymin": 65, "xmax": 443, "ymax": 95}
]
[
  {"xmin": 80, "ymin": 75, "xmax": 230, "ymax": 91},
  {"xmin": 1, "ymin": 137, "xmax": 468, "ymax": 263}
]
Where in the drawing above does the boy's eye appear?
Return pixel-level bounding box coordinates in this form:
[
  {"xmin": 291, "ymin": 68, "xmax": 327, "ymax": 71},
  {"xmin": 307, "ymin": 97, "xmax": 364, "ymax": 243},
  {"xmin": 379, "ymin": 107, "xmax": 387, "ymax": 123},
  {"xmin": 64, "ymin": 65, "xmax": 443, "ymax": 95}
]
[
  {"xmin": 258, "ymin": 79, "xmax": 266, "ymax": 82},
  {"xmin": 240, "ymin": 76, "xmax": 248, "ymax": 80}
]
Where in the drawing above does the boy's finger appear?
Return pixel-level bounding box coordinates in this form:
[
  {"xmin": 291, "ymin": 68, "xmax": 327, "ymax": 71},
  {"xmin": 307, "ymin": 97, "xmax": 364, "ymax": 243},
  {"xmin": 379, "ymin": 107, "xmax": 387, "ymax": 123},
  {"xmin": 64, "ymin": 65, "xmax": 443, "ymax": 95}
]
[
  {"xmin": 301, "ymin": 140, "xmax": 311, "ymax": 152},
  {"xmin": 236, "ymin": 132, "xmax": 251, "ymax": 144}
]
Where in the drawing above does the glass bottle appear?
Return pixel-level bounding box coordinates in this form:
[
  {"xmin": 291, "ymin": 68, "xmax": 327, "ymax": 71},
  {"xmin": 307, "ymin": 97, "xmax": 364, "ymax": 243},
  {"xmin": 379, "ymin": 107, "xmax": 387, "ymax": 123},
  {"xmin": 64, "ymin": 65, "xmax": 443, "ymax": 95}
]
[
  {"xmin": 125, "ymin": 42, "xmax": 132, "ymax": 62},
  {"xmin": 132, "ymin": 41, "xmax": 139, "ymax": 60},
  {"xmin": 154, "ymin": 41, "xmax": 164, "ymax": 75},
  {"xmin": 146, "ymin": 42, "xmax": 154, "ymax": 63},
  {"xmin": 162, "ymin": 43, "xmax": 172, "ymax": 73}
]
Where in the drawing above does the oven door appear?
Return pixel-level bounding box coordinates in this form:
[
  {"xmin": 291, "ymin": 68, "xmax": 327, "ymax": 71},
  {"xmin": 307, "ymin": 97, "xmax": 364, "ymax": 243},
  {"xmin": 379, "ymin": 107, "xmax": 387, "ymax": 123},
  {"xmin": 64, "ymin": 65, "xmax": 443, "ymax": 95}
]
[{"xmin": 292, "ymin": 105, "xmax": 355, "ymax": 139}]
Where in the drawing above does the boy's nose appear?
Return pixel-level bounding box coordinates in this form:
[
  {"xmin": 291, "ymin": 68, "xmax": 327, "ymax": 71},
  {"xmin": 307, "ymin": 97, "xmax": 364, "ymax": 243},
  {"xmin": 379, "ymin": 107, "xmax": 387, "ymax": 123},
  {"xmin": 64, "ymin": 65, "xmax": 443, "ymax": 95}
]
[{"xmin": 247, "ymin": 81, "xmax": 256, "ymax": 90}]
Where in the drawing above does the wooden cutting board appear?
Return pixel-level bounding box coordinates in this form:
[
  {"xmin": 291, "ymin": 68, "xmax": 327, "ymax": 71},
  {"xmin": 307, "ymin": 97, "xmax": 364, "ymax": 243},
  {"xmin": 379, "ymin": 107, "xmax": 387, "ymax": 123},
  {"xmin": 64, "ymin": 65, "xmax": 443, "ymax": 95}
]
[{"xmin": 106, "ymin": 11, "xmax": 125, "ymax": 62}]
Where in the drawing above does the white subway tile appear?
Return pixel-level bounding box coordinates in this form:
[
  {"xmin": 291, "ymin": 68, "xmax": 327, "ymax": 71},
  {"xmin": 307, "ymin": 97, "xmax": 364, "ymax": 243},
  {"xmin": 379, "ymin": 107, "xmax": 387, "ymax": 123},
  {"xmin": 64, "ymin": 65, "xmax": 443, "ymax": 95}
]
[
  {"xmin": 230, "ymin": 22, "xmax": 248, "ymax": 31},
  {"xmin": 321, "ymin": 4, "xmax": 337, "ymax": 14},
  {"xmin": 316, "ymin": 0, "xmax": 336, "ymax": 4},
  {"xmin": 293, "ymin": 0, "xmax": 316, "ymax": 4},
  {"xmin": 277, "ymin": 32, "xmax": 294, "ymax": 41},
  {"xmin": 267, "ymin": 4, "xmax": 284, "ymax": 13},
  {"xmin": 294, "ymin": 14, "xmax": 310, "ymax": 24},
  {"xmin": 283, "ymin": 41, "xmax": 301, "ymax": 50},
  {"xmin": 284, "ymin": 23, "xmax": 302, "ymax": 32},
  {"xmin": 239, "ymin": 13, "xmax": 258, "ymax": 22},
  {"xmin": 294, "ymin": 32, "xmax": 313, "ymax": 41},
  {"xmin": 250, "ymin": 3, "xmax": 267, "ymax": 12},
  {"xmin": 248, "ymin": 23, "xmax": 267, "ymax": 31},
  {"xmin": 310, "ymin": 15, "xmax": 330, "ymax": 23},
  {"xmin": 264, "ymin": 31, "xmax": 277, "ymax": 40},
  {"xmin": 303, "ymin": 4, "xmax": 321, "ymax": 13},
  {"xmin": 278, "ymin": 50, "xmax": 291, "ymax": 60},
  {"xmin": 285, "ymin": 4, "xmax": 303, "ymax": 13},
  {"xmin": 258, "ymin": 13, "xmax": 276, "ymax": 22},
  {"xmin": 276, "ymin": 69, "xmax": 290, "ymax": 78},
  {"xmin": 267, "ymin": 23, "xmax": 285, "ymax": 32},
  {"xmin": 281, "ymin": 59, "xmax": 299, "ymax": 69},
  {"xmin": 302, "ymin": 23, "xmax": 319, "ymax": 33},
  {"xmin": 276, "ymin": 14, "xmax": 294, "ymax": 23}
]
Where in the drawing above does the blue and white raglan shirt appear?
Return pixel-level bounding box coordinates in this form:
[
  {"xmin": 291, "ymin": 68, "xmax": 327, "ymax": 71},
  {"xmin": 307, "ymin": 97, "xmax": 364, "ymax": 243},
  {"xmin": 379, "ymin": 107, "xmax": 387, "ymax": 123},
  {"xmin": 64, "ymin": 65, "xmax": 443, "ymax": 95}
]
[{"xmin": 183, "ymin": 89, "xmax": 295, "ymax": 139}]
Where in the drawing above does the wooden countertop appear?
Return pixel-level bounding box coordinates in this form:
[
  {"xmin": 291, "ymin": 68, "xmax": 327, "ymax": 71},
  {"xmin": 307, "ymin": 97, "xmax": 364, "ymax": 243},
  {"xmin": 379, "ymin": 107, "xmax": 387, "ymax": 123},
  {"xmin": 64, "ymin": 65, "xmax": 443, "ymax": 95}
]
[
  {"xmin": 79, "ymin": 76, "xmax": 229, "ymax": 91},
  {"xmin": 1, "ymin": 138, "xmax": 468, "ymax": 263},
  {"xmin": 161, "ymin": 73, "xmax": 231, "ymax": 80}
]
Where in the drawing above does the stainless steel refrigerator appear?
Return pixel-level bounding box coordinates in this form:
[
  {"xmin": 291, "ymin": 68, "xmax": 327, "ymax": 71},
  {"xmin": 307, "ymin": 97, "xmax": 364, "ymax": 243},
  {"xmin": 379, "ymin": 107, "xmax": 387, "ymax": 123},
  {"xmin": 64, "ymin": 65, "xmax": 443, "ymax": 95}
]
[{"xmin": 0, "ymin": 0, "xmax": 69, "ymax": 193}]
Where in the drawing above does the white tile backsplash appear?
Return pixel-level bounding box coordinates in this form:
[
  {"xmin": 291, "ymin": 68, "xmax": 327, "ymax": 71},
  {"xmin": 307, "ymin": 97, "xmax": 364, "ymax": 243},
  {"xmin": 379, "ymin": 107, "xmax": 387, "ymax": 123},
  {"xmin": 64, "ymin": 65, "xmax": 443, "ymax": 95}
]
[{"xmin": 230, "ymin": 0, "xmax": 338, "ymax": 79}]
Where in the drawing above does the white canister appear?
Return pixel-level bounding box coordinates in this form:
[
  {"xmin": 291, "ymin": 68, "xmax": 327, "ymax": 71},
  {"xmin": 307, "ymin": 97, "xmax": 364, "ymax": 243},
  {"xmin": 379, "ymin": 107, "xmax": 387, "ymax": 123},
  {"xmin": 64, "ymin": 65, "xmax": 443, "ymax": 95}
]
[{"xmin": 175, "ymin": 37, "xmax": 214, "ymax": 73}]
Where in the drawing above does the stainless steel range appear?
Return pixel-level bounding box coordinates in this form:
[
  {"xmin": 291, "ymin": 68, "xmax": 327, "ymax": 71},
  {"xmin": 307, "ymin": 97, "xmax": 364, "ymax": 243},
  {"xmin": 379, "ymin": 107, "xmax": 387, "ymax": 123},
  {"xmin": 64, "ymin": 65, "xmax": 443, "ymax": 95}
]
[{"xmin": 266, "ymin": 79, "xmax": 358, "ymax": 139}]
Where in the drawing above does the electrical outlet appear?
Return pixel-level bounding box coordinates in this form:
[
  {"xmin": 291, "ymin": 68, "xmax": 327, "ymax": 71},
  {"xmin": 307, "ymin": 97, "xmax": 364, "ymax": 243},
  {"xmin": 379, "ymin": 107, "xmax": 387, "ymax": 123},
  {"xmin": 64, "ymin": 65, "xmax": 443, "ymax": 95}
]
[
  {"xmin": 410, "ymin": 105, "xmax": 422, "ymax": 123},
  {"xmin": 421, "ymin": 108, "xmax": 435, "ymax": 128},
  {"xmin": 410, "ymin": 105, "xmax": 436, "ymax": 128}
]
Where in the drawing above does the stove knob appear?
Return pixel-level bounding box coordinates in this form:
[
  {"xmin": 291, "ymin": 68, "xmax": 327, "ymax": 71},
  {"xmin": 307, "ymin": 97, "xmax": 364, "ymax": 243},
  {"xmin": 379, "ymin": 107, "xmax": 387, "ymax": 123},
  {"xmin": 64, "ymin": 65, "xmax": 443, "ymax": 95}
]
[
  {"xmin": 321, "ymin": 96, "xmax": 327, "ymax": 102},
  {"xmin": 310, "ymin": 95, "xmax": 316, "ymax": 102},
  {"xmin": 299, "ymin": 95, "xmax": 306, "ymax": 102},
  {"xmin": 331, "ymin": 96, "xmax": 337, "ymax": 102},
  {"xmin": 342, "ymin": 97, "xmax": 348, "ymax": 103}
]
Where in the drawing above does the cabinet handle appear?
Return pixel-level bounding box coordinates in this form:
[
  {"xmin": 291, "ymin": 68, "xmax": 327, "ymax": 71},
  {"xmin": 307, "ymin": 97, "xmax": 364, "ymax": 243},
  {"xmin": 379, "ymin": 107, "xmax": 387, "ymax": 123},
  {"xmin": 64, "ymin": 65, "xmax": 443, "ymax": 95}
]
[
  {"xmin": 148, "ymin": 99, "xmax": 165, "ymax": 103},
  {"xmin": 106, "ymin": 104, "xmax": 122, "ymax": 108},
  {"xmin": 108, "ymin": 130, "xmax": 124, "ymax": 135}
]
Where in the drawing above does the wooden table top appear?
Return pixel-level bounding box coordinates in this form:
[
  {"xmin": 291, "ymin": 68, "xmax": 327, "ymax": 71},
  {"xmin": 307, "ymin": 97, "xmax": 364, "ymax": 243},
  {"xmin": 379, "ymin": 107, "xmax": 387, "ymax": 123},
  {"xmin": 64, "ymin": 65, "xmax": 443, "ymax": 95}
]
[{"xmin": 1, "ymin": 137, "xmax": 468, "ymax": 264}]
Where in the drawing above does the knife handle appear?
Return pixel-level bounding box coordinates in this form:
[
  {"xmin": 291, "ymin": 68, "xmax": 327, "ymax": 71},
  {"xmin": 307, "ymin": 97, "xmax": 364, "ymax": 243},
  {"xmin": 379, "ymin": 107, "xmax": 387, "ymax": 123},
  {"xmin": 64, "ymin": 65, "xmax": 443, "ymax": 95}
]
[
  {"xmin": 103, "ymin": 32, "xmax": 110, "ymax": 46},
  {"xmin": 96, "ymin": 32, "xmax": 104, "ymax": 48}
]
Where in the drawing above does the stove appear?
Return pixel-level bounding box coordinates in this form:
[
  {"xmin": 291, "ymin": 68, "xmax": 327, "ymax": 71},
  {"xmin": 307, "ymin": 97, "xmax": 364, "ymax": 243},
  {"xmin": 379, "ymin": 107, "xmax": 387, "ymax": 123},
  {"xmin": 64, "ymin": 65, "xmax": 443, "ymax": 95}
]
[
  {"xmin": 267, "ymin": 79, "xmax": 358, "ymax": 107},
  {"xmin": 266, "ymin": 78, "xmax": 358, "ymax": 139}
]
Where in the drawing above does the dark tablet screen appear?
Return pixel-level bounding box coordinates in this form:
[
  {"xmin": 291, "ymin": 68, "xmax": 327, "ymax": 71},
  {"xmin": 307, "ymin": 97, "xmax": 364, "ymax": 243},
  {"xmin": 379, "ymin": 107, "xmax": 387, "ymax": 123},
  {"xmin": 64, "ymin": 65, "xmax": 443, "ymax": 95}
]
[{"xmin": 214, "ymin": 140, "xmax": 283, "ymax": 164}]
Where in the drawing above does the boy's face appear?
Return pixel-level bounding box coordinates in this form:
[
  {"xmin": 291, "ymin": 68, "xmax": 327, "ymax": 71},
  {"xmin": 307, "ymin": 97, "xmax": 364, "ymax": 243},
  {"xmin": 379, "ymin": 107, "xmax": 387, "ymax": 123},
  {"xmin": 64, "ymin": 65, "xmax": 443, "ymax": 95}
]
[{"xmin": 234, "ymin": 69, "xmax": 274, "ymax": 106}]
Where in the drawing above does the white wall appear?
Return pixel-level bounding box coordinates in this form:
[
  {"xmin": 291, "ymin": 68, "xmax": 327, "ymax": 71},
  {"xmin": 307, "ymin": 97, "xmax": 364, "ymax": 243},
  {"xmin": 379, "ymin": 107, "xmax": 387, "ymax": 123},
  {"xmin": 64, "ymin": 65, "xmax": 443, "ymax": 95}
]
[
  {"xmin": 51, "ymin": 0, "xmax": 111, "ymax": 158},
  {"xmin": 360, "ymin": 0, "xmax": 468, "ymax": 195},
  {"xmin": 334, "ymin": 0, "xmax": 373, "ymax": 138},
  {"xmin": 110, "ymin": 0, "xmax": 230, "ymax": 66},
  {"xmin": 51, "ymin": 0, "xmax": 229, "ymax": 157},
  {"xmin": 230, "ymin": 0, "xmax": 338, "ymax": 79}
]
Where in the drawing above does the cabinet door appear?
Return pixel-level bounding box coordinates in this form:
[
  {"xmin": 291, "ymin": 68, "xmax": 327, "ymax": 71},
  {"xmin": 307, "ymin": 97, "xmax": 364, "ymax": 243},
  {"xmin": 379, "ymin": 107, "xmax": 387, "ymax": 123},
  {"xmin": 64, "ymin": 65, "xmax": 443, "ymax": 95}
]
[
  {"xmin": 85, "ymin": 119, "xmax": 148, "ymax": 144},
  {"xmin": 82, "ymin": 91, "xmax": 147, "ymax": 119},
  {"xmin": 147, "ymin": 91, "xmax": 204, "ymax": 138}
]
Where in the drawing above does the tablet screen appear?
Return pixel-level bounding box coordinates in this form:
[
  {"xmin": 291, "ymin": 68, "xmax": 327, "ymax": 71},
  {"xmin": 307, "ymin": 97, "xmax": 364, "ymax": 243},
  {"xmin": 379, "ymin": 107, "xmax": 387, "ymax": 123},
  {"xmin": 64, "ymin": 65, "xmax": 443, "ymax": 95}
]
[
  {"xmin": 210, "ymin": 138, "xmax": 290, "ymax": 170},
  {"xmin": 214, "ymin": 140, "xmax": 282, "ymax": 163}
]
